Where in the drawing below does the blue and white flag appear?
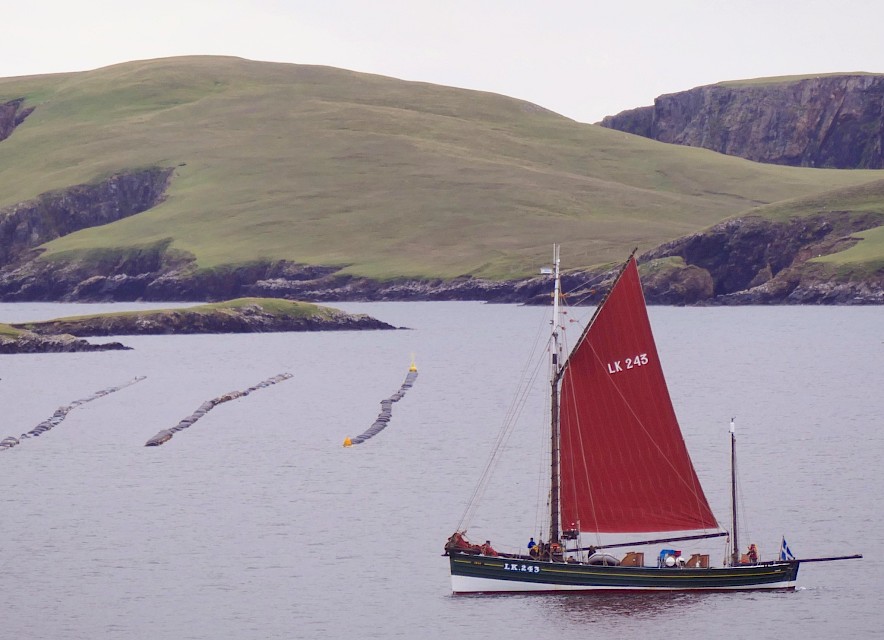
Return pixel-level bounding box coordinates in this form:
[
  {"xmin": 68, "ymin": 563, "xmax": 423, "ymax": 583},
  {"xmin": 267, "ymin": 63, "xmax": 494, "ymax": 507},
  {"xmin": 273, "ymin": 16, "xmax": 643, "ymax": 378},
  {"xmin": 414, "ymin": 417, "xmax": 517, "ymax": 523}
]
[{"xmin": 780, "ymin": 537, "xmax": 795, "ymax": 561}]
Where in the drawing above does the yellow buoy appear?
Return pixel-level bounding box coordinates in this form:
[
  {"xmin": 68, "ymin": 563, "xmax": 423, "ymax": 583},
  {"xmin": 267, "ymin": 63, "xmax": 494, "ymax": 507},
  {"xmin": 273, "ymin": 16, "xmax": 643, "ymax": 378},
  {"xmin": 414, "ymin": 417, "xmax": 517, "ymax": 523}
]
[
  {"xmin": 343, "ymin": 437, "xmax": 352, "ymax": 447},
  {"xmin": 409, "ymin": 353, "xmax": 418, "ymax": 372}
]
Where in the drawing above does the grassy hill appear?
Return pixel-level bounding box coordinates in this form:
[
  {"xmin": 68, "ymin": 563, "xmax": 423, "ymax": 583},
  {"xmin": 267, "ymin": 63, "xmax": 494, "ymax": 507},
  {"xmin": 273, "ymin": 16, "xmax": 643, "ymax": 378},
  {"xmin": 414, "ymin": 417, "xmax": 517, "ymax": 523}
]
[{"xmin": 1, "ymin": 56, "xmax": 882, "ymax": 280}]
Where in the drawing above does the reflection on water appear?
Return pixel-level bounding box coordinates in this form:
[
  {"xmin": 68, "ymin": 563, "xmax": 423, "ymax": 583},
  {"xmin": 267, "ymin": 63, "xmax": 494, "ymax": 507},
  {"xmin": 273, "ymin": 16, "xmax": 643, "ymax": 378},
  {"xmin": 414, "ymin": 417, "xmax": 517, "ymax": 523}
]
[
  {"xmin": 546, "ymin": 591, "xmax": 707, "ymax": 621},
  {"xmin": 460, "ymin": 590, "xmax": 703, "ymax": 622},
  {"xmin": 0, "ymin": 302, "xmax": 881, "ymax": 640}
]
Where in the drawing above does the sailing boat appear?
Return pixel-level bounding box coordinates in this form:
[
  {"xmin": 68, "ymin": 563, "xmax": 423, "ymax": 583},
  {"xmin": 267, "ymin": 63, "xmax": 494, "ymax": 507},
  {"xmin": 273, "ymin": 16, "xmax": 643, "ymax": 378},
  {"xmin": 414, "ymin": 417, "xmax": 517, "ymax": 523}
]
[{"xmin": 445, "ymin": 247, "xmax": 860, "ymax": 593}]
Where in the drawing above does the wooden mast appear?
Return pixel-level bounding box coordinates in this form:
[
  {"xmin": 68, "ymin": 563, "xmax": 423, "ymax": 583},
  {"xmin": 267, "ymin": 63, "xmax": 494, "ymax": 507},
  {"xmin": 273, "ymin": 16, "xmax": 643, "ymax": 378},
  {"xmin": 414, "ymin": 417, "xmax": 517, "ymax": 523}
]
[
  {"xmin": 549, "ymin": 248, "xmax": 636, "ymax": 546},
  {"xmin": 549, "ymin": 244, "xmax": 562, "ymax": 544},
  {"xmin": 730, "ymin": 418, "xmax": 739, "ymax": 566}
]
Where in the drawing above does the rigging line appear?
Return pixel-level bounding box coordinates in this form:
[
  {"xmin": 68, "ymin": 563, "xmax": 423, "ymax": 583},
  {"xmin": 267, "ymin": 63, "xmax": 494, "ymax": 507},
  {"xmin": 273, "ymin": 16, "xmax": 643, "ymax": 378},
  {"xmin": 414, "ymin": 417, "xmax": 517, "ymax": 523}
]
[
  {"xmin": 460, "ymin": 361, "xmax": 547, "ymax": 533},
  {"xmin": 470, "ymin": 348, "xmax": 547, "ymax": 515},
  {"xmin": 559, "ymin": 286, "xmax": 624, "ymax": 544},
  {"xmin": 562, "ymin": 270, "xmax": 619, "ymax": 307},
  {"xmin": 556, "ymin": 298, "xmax": 595, "ymax": 538},
  {"xmin": 456, "ymin": 310, "xmax": 552, "ymax": 531},
  {"xmin": 555, "ymin": 249, "xmax": 636, "ymax": 383},
  {"xmin": 538, "ymin": 288, "xmax": 578, "ymax": 541},
  {"xmin": 584, "ymin": 340, "xmax": 718, "ymax": 521},
  {"xmin": 534, "ymin": 341, "xmax": 553, "ymax": 540},
  {"xmin": 733, "ymin": 448, "xmax": 752, "ymax": 550},
  {"xmin": 558, "ymin": 303, "xmax": 588, "ymax": 545},
  {"xmin": 464, "ymin": 337, "xmax": 549, "ymax": 523}
]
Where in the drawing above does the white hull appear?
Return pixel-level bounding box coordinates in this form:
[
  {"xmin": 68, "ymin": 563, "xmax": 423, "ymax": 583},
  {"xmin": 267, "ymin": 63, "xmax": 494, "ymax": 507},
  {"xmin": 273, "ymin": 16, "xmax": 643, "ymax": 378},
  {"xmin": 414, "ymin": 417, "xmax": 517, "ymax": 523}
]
[{"xmin": 451, "ymin": 573, "xmax": 797, "ymax": 594}]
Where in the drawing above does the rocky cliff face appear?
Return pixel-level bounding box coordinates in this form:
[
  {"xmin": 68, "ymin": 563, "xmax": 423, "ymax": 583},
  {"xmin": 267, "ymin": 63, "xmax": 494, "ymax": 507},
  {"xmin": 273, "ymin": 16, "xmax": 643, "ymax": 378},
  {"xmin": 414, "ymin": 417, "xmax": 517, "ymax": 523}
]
[
  {"xmin": 600, "ymin": 74, "xmax": 884, "ymax": 168},
  {"xmin": 639, "ymin": 211, "xmax": 884, "ymax": 304},
  {"xmin": 0, "ymin": 249, "xmax": 551, "ymax": 304},
  {"xmin": 0, "ymin": 98, "xmax": 33, "ymax": 142},
  {"xmin": 0, "ymin": 168, "xmax": 174, "ymax": 268}
]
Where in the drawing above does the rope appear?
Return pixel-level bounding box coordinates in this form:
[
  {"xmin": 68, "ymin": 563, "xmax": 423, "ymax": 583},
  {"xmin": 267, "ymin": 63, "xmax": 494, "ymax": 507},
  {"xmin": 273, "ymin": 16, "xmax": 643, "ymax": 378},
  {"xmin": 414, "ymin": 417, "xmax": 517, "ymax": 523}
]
[{"xmin": 456, "ymin": 309, "xmax": 550, "ymax": 534}]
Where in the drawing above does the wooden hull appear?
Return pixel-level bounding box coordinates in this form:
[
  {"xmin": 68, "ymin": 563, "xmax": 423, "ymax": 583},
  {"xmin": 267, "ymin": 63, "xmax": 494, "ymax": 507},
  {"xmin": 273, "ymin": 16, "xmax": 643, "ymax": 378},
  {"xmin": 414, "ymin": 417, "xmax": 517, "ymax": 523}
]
[{"xmin": 449, "ymin": 552, "xmax": 800, "ymax": 593}]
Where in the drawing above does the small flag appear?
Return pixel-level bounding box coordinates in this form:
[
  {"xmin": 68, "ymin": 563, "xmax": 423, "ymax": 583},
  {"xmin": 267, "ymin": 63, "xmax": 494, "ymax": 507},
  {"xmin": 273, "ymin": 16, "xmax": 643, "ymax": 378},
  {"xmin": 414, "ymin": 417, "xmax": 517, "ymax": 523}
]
[{"xmin": 780, "ymin": 537, "xmax": 795, "ymax": 561}]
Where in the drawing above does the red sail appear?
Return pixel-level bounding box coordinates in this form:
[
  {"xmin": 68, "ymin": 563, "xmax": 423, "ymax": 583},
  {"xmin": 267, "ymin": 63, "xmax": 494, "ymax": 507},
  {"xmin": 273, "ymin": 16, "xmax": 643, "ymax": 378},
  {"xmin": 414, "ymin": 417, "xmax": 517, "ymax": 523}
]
[{"xmin": 558, "ymin": 257, "xmax": 718, "ymax": 533}]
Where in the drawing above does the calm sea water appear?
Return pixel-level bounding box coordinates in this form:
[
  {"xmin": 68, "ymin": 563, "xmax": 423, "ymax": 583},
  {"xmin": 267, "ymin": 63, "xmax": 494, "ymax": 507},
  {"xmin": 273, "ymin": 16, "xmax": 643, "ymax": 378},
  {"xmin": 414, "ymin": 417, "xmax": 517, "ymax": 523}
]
[{"xmin": 0, "ymin": 301, "xmax": 881, "ymax": 640}]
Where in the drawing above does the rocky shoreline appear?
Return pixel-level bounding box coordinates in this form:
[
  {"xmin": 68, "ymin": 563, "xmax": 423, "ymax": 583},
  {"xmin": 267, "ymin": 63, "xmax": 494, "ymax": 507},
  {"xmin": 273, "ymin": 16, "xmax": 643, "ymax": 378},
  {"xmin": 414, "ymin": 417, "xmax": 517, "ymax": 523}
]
[
  {"xmin": 0, "ymin": 209, "xmax": 881, "ymax": 306},
  {"xmin": 13, "ymin": 298, "xmax": 396, "ymax": 337},
  {"xmin": 0, "ymin": 330, "xmax": 130, "ymax": 354},
  {"xmin": 0, "ymin": 298, "xmax": 397, "ymax": 354}
]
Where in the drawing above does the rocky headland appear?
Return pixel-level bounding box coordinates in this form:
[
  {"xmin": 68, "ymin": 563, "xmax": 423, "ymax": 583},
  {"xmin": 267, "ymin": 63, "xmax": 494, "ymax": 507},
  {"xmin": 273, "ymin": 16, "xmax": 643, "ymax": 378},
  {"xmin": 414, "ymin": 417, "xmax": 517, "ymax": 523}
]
[
  {"xmin": 636, "ymin": 212, "xmax": 884, "ymax": 304},
  {"xmin": 599, "ymin": 74, "xmax": 884, "ymax": 169}
]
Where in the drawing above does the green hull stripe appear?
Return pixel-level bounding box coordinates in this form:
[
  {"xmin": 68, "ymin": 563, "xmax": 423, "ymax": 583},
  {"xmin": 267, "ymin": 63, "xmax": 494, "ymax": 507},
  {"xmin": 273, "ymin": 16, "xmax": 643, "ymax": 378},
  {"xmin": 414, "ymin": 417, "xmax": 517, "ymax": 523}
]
[{"xmin": 450, "ymin": 554, "xmax": 799, "ymax": 589}]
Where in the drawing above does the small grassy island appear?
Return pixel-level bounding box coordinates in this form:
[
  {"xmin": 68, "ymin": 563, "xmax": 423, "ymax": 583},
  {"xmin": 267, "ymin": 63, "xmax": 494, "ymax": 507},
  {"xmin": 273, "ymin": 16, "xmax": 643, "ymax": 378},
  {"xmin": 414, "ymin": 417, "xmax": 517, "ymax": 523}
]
[
  {"xmin": 1, "ymin": 297, "xmax": 396, "ymax": 352},
  {"xmin": 0, "ymin": 322, "xmax": 130, "ymax": 353}
]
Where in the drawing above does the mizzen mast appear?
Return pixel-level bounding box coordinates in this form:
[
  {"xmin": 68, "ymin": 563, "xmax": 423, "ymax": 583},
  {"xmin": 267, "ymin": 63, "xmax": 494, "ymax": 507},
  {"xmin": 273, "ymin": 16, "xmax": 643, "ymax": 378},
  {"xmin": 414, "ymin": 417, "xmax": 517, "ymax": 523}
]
[{"xmin": 730, "ymin": 418, "xmax": 739, "ymax": 566}]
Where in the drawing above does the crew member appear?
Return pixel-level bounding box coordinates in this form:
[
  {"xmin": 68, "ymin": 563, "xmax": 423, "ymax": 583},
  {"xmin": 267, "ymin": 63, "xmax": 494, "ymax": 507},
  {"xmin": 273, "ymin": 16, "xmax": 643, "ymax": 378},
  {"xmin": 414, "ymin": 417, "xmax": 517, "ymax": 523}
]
[{"xmin": 747, "ymin": 543, "xmax": 758, "ymax": 563}]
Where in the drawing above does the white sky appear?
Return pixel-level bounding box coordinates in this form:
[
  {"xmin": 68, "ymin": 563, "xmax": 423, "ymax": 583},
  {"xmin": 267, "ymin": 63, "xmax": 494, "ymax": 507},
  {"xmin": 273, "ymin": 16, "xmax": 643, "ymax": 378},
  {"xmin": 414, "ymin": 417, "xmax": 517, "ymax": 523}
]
[{"xmin": 3, "ymin": 0, "xmax": 882, "ymax": 123}]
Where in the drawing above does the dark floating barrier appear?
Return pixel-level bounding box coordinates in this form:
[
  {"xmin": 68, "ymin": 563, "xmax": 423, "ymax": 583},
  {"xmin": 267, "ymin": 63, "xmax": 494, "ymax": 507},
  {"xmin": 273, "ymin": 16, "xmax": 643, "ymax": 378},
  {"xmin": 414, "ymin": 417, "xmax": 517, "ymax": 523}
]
[
  {"xmin": 145, "ymin": 373, "xmax": 293, "ymax": 446},
  {"xmin": 1, "ymin": 376, "xmax": 146, "ymax": 452},
  {"xmin": 344, "ymin": 362, "xmax": 418, "ymax": 447}
]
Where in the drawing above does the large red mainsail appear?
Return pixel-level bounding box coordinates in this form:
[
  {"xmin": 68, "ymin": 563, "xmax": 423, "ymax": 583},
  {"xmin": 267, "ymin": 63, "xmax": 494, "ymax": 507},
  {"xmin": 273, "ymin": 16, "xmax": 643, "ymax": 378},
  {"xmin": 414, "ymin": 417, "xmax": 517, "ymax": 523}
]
[{"xmin": 558, "ymin": 257, "xmax": 718, "ymax": 534}]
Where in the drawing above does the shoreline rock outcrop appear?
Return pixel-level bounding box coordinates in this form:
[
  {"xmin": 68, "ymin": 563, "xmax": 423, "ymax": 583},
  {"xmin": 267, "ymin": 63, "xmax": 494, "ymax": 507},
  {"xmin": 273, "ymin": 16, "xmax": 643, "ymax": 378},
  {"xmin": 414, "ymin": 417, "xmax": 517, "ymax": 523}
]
[
  {"xmin": 637, "ymin": 212, "xmax": 884, "ymax": 305},
  {"xmin": 0, "ymin": 330, "xmax": 130, "ymax": 353},
  {"xmin": 1, "ymin": 211, "xmax": 881, "ymax": 306}
]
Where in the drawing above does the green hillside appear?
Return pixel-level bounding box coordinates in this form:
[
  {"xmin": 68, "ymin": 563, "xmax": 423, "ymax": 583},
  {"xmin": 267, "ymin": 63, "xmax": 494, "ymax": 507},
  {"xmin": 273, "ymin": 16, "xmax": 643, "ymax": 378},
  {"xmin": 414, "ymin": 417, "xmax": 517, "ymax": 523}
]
[{"xmin": 1, "ymin": 56, "xmax": 881, "ymax": 279}]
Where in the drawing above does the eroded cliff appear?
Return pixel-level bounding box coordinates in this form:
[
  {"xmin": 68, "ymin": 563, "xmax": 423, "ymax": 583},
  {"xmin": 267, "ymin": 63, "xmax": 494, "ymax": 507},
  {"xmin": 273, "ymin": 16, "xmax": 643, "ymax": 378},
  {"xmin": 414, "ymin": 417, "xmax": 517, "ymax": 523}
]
[
  {"xmin": 0, "ymin": 167, "xmax": 174, "ymax": 268},
  {"xmin": 639, "ymin": 212, "xmax": 884, "ymax": 304},
  {"xmin": 600, "ymin": 74, "xmax": 884, "ymax": 168},
  {"xmin": 0, "ymin": 98, "xmax": 33, "ymax": 142}
]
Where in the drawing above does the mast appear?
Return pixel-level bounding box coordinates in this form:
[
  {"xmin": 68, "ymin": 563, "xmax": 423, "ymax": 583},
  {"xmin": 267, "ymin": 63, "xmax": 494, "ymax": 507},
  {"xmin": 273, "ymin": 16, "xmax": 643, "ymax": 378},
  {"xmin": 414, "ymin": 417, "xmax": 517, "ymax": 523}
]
[
  {"xmin": 730, "ymin": 418, "xmax": 739, "ymax": 566},
  {"xmin": 549, "ymin": 244, "xmax": 563, "ymax": 544}
]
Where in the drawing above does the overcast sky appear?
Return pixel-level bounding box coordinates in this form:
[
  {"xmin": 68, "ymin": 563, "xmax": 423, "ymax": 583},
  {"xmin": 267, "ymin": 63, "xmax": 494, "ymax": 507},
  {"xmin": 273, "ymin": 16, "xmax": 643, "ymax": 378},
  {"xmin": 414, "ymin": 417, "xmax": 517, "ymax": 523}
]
[{"xmin": 3, "ymin": 0, "xmax": 882, "ymax": 123}]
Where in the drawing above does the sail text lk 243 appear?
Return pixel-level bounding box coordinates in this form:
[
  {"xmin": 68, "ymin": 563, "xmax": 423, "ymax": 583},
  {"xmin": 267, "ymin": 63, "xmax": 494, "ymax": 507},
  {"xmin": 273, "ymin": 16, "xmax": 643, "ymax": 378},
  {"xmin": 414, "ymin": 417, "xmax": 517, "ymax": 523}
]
[{"xmin": 444, "ymin": 247, "xmax": 861, "ymax": 593}]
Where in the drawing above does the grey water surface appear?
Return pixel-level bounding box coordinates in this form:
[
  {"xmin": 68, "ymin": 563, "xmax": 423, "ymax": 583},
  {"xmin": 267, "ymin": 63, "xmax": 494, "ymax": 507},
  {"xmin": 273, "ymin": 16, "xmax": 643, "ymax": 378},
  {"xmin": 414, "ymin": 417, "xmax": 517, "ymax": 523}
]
[{"xmin": 1, "ymin": 301, "xmax": 881, "ymax": 640}]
